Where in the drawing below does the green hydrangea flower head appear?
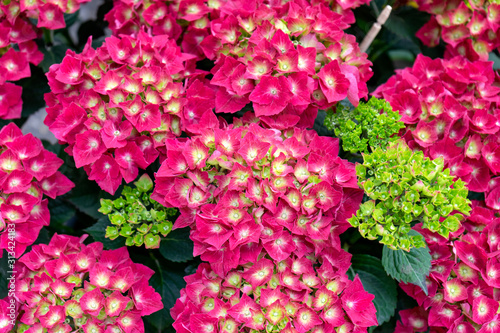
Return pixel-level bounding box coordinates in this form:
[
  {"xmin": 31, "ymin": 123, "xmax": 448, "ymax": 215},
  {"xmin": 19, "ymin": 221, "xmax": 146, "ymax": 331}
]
[
  {"xmin": 324, "ymin": 97, "xmax": 405, "ymax": 154},
  {"xmin": 348, "ymin": 139, "xmax": 472, "ymax": 251},
  {"xmin": 99, "ymin": 174, "xmax": 177, "ymax": 249}
]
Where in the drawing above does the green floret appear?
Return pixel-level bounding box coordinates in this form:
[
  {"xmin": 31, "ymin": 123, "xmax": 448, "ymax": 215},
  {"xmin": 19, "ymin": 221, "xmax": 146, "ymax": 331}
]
[
  {"xmin": 349, "ymin": 140, "xmax": 472, "ymax": 251},
  {"xmin": 99, "ymin": 174, "xmax": 177, "ymax": 249},
  {"xmin": 324, "ymin": 97, "xmax": 406, "ymax": 154}
]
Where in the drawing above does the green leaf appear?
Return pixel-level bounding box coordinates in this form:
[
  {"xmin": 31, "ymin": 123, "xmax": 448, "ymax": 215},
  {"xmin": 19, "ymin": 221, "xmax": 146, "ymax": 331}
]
[
  {"xmin": 19, "ymin": 65, "xmax": 50, "ymax": 118},
  {"xmin": 348, "ymin": 255, "xmax": 397, "ymax": 325},
  {"xmin": 159, "ymin": 228, "xmax": 194, "ymax": 263},
  {"xmin": 85, "ymin": 217, "xmax": 126, "ymax": 250},
  {"xmin": 63, "ymin": 10, "xmax": 79, "ymax": 28},
  {"xmin": 146, "ymin": 259, "xmax": 187, "ymax": 331},
  {"xmin": 67, "ymin": 182, "xmax": 107, "ymax": 220},
  {"xmin": 48, "ymin": 199, "xmax": 77, "ymax": 233},
  {"xmin": 381, "ymin": 231, "xmax": 431, "ymax": 295},
  {"xmin": 39, "ymin": 45, "xmax": 70, "ymax": 72}
]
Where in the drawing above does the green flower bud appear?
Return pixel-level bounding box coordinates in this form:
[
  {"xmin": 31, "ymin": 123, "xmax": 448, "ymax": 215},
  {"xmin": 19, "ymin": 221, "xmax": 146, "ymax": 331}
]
[{"xmin": 105, "ymin": 226, "xmax": 120, "ymax": 240}]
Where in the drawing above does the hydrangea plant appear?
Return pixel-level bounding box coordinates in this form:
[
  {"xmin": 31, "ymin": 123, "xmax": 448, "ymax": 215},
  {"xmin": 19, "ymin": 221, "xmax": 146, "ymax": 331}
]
[
  {"xmin": 324, "ymin": 97, "xmax": 406, "ymax": 154},
  {"xmin": 99, "ymin": 174, "xmax": 177, "ymax": 249},
  {"xmin": 349, "ymin": 140, "xmax": 472, "ymax": 251}
]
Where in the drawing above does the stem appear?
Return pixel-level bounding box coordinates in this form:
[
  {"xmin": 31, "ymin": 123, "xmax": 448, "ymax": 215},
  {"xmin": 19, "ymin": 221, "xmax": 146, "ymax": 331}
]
[{"xmin": 43, "ymin": 29, "xmax": 54, "ymax": 46}]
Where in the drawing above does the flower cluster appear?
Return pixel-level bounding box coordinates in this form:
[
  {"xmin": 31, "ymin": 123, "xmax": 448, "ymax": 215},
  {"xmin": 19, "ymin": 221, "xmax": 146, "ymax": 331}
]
[
  {"xmin": 105, "ymin": 0, "xmax": 369, "ymax": 48},
  {"xmin": 395, "ymin": 203, "xmax": 500, "ymax": 332},
  {"xmin": 373, "ymin": 54, "xmax": 500, "ymax": 211},
  {"xmin": 44, "ymin": 32, "xmax": 215, "ymax": 195},
  {"xmin": 99, "ymin": 174, "xmax": 177, "ymax": 249},
  {"xmin": 13, "ymin": 233, "xmax": 163, "ymax": 333},
  {"xmin": 172, "ymin": 252, "xmax": 378, "ymax": 333},
  {"xmin": 415, "ymin": 0, "xmax": 500, "ymax": 61},
  {"xmin": 105, "ymin": 0, "xmax": 222, "ymax": 59},
  {"xmin": 324, "ymin": 97, "xmax": 405, "ymax": 154},
  {"xmin": 350, "ymin": 140, "xmax": 471, "ymax": 251},
  {"xmin": 201, "ymin": 0, "xmax": 372, "ymax": 126},
  {"xmin": 153, "ymin": 119, "xmax": 363, "ymax": 275},
  {"xmin": 0, "ymin": 123, "xmax": 74, "ymax": 257},
  {"xmin": 0, "ymin": 0, "xmax": 89, "ymax": 119}
]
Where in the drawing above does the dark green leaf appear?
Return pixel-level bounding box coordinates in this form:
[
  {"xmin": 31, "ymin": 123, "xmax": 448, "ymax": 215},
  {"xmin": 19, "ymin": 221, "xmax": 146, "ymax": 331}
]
[
  {"xmin": 348, "ymin": 255, "xmax": 398, "ymax": 325},
  {"xmin": 85, "ymin": 217, "xmax": 126, "ymax": 249},
  {"xmin": 19, "ymin": 65, "xmax": 50, "ymax": 118},
  {"xmin": 67, "ymin": 182, "xmax": 107, "ymax": 220},
  {"xmin": 146, "ymin": 259, "xmax": 187, "ymax": 330},
  {"xmin": 48, "ymin": 199, "xmax": 76, "ymax": 229},
  {"xmin": 159, "ymin": 228, "xmax": 193, "ymax": 263},
  {"xmin": 39, "ymin": 45, "xmax": 70, "ymax": 72},
  {"xmin": 63, "ymin": 10, "xmax": 79, "ymax": 28},
  {"xmin": 381, "ymin": 231, "xmax": 431, "ymax": 294}
]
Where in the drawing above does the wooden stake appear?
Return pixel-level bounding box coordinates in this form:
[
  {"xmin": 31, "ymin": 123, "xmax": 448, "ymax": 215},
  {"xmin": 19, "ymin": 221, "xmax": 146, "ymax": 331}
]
[{"xmin": 359, "ymin": 5, "xmax": 393, "ymax": 53}]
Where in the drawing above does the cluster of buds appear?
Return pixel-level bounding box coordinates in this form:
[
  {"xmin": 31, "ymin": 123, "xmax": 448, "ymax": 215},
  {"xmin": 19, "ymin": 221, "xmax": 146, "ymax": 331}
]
[
  {"xmin": 0, "ymin": 123, "xmax": 74, "ymax": 257},
  {"xmin": 200, "ymin": 0, "xmax": 372, "ymax": 126},
  {"xmin": 394, "ymin": 202, "xmax": 500, "ymax": 332},
  {"xmin": 324, "ymin": 97, "xmax": 406, "ymax": 154},
  {"xmin": 0, "ymin": 0, "xmax": 90, "ymax": 119},
  {"xmin": 44, "ymin": 32, "xmax": 216, "ymax": 195},
  {"xmin": 350, "ymin": 140, "xmax": 471, "ymax": 251},
  {"xmin": 153, "ymin": 119, "xmax": 363, "ymax": 276},
  {"xmin": 415, "ymin": 0, "xmax": 500, "ymax": 61},
  {"xmin": 12, "ymin": 233, "xmax": 163, "ymax": 333},
  {"xmin": 373, "ymin": 54, "xmax": 500, "ymax": 211},
  {"xmin": 172, "ymin": 251, "xmax": 378, "ymax": 333},
  {"xmin": 99, "ymin": 174, "xmax": 177, "ymax": 249}
]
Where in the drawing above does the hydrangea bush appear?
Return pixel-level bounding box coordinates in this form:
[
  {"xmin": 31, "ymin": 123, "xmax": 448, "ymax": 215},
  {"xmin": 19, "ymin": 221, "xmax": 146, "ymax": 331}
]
[{"xmin": 2, "ymin": 0, "xmax": 500, "ymax": 332}]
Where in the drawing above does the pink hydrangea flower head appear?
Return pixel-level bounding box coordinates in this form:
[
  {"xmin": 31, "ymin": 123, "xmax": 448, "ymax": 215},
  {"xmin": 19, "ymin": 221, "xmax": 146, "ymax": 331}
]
[
  {"xmin": 11, "ymin": 233, "xmax": 163, "ymax": 332},
  {"xmin": 0, "ymin": 123, "xmax": 74, "ymax": 257},
  {"xmin": 172, "ymin": 252, "xmax": 377, "ymax": 333},
  {"xmin": 45, "ymin": 32, "xmax": 217, "ymax": 194},
  {"xmin": 414, "ymin": 0, "xmax": 500, "ymax": 60},
  {"xmin": 0, "ymin": 0, "xmax": 90, "ymax": 119},
  {"xmin": 197, "ymin": 1, "xmax": 373, "ymax": 125},
  {"xmin": 154, "ymin": 118, "xmax": 363, "ymax": 275}
]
